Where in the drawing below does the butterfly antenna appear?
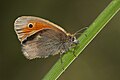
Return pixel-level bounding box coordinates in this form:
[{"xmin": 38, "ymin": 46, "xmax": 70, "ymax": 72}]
[{"xmin": 73, "ymin": 27, "xmax": 88, "ymax": 36}]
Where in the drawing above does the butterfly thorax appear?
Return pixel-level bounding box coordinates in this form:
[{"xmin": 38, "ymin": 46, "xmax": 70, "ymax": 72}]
[{"xmin": 58, "ymin": 33, "xmax": 79, "ymax": 53}]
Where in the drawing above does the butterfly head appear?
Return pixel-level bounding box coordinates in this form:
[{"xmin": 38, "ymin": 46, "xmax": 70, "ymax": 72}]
[{"xmin": 66, "ymin": 33, "xmax": 79, "ymax": 45}]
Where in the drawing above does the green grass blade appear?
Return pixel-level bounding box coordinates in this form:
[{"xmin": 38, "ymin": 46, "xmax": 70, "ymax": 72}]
[{"xmin": 42, "ymin": 0, "xmax": 120, "ymax": 80}]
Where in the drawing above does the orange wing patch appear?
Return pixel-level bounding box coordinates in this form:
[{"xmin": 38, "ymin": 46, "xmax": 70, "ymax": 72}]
[
  {"xmin": 23, "ymin": 21, "xmax": 52, "ymax": 33},
  {"xmin": 20, "ymin": 21, "xmax": 53, "ymax": 42}
]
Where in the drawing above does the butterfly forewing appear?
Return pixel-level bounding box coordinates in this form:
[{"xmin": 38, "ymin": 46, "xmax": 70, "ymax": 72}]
[{"xmin": 14, "ymin": 16, "xmax": 67, "ymax": 42}]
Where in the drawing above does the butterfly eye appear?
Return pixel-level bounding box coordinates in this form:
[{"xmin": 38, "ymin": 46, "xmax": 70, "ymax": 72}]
[{"xmin": 28, "ymin": 23, "xmax": 33, "ymax": 28}]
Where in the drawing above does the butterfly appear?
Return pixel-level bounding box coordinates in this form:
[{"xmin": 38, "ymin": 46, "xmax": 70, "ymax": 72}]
[{"xmin": 14, "ymin": 16, "xmax": 79, "ymax": 59}]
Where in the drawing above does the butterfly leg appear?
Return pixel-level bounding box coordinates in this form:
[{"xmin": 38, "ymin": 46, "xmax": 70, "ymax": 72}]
[
  {"xmin": 63, "ymin": 43, "xmax": 77, "ymax": 57},
  {"xmin": 59, "ymin": 52, "xmax": 63, "ymax": 64},
  {"xmin": 59, "ymin": 51, "xmax": 65, "ymax": 70},
  {"xmin": 72, "ymin": 44, "xmax": 78, "ymax": 57}
]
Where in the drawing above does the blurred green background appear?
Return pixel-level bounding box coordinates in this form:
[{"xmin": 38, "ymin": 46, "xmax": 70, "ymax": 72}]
[{"xmin": 1, "ymin": 0, "xmax": 120, "ymax": 80}]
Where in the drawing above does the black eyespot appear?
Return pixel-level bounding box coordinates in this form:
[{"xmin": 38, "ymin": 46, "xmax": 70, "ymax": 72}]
[
  {"xmin": 28, "ymin": 23, "xmax": 33, "ymax": 28},
  {"xmin": 72, "ymin": 37, "xmax": 74, "ymax": 41}
]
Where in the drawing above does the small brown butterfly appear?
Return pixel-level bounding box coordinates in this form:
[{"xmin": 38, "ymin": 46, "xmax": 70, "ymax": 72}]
[{"xmin": 14, "ymin": 16, "xmax": 79, "ymax": 59}]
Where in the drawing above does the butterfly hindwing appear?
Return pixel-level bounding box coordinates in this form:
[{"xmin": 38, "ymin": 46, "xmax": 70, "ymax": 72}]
[{"xmin": 22, "ymin": 29, "xmax": 67, "ymax": 59}]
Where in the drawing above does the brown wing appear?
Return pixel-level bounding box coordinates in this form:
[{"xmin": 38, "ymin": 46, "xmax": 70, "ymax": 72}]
[{"xmin": 22, "ymin": 29, "xmax": 67, "ymax": 59}]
